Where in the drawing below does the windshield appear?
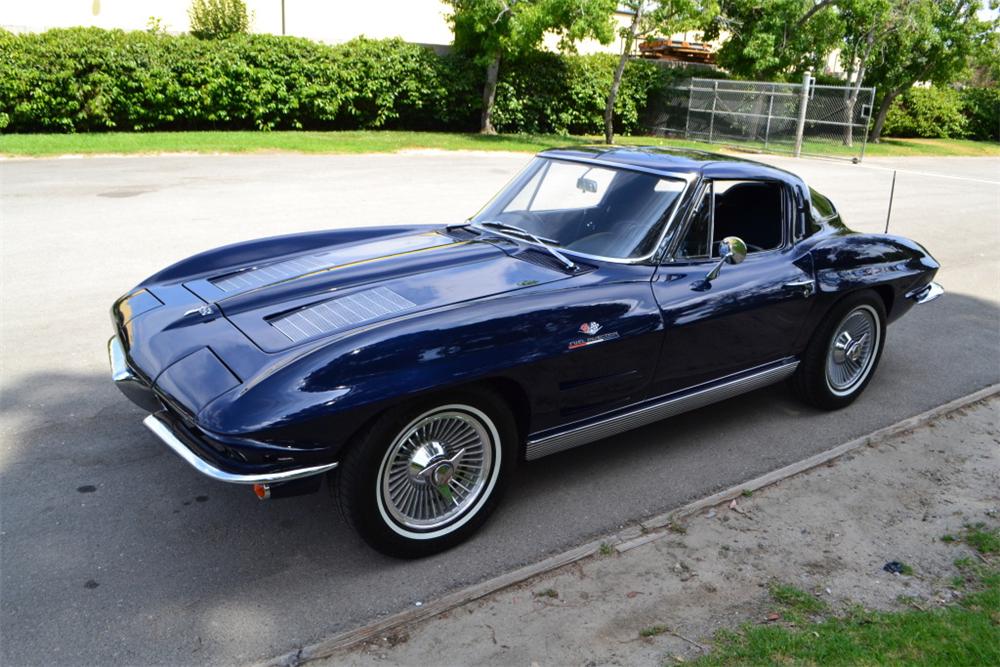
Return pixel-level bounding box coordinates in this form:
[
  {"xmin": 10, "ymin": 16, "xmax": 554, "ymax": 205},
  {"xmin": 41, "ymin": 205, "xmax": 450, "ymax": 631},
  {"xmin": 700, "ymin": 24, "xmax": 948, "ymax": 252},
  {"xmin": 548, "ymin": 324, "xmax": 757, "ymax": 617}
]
[{"xmin": 472, "ymin": 157, "xmax": 687, "ymax": 260}]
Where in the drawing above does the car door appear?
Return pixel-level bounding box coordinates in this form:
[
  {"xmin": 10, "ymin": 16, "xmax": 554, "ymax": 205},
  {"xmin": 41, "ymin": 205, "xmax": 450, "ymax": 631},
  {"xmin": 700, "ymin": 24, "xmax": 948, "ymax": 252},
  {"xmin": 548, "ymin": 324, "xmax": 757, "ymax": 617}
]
[{"xmin": 648, "ymin": 178, "xmax": 816, "ymax": 396}]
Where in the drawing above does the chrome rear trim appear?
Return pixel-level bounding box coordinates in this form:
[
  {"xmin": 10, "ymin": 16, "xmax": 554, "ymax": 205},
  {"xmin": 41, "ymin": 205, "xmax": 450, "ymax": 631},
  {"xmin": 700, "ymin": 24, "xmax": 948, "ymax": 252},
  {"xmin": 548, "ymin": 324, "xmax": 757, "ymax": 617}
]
[
  {"xmin": 905, "ymin": 281, "xmax": 943, "ymax": 304},
  {"xmin": 525, "ymin": 360, "xmax": 799, "ymax": 460},
  {"xmin": 142, "ymin": 414, "xmax": 338, "ymax": 484}
]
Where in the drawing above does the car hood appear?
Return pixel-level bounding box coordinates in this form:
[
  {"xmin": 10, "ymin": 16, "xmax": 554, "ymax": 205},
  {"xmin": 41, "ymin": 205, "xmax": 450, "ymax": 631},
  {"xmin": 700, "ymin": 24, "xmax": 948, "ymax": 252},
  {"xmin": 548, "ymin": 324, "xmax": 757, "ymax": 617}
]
[
  {"xmin": 181, "ymin": 229, "xmax": 571, "ymax": 353},
  {"xmin": 116, "ymin": 229, "xmax": 572, "ymax": 418}
]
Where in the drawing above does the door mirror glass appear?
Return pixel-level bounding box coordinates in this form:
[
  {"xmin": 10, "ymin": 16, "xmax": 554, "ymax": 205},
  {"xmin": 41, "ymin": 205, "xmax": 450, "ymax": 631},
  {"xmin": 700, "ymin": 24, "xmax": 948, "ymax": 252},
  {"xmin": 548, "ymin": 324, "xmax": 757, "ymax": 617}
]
[
  {"xmin": 719, "ymin": 236, "xmax": 747, "ymax": 265},
  {"xmin": 704, "ymin": 235, "xmax": 747, "ymax": 283}
]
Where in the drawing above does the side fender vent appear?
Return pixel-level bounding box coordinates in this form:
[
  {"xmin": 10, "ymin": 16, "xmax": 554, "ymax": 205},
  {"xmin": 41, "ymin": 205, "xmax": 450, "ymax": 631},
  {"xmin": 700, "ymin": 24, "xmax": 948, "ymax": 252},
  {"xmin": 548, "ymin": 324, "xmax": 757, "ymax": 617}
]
[{"xmin": 269, "ymin": 286, "xmax": 416, "ymax": 343}]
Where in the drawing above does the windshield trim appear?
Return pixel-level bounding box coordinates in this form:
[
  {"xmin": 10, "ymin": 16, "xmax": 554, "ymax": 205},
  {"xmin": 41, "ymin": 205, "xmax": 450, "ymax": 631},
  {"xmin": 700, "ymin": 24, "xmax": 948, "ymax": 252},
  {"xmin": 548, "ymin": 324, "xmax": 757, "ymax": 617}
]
[{"xmin": 473, "ymin": 156, "xmax": 696, "ymax": 265}]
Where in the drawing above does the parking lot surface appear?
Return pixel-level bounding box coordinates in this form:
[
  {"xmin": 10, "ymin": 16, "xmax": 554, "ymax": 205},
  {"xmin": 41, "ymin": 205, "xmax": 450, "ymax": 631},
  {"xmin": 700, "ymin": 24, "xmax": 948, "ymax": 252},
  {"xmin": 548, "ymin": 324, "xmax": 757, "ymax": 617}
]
[{"xmin": 1, "ymin": 151, "xmax": 997, "ymax": 665}]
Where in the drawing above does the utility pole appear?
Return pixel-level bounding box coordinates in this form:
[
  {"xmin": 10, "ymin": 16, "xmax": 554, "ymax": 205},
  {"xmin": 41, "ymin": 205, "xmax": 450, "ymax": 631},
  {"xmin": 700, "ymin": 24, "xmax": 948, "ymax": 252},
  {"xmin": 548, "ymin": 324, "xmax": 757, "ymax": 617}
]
[{"xmin": 281, "ymin": 0, "xmax": 286, "ymax": 35}]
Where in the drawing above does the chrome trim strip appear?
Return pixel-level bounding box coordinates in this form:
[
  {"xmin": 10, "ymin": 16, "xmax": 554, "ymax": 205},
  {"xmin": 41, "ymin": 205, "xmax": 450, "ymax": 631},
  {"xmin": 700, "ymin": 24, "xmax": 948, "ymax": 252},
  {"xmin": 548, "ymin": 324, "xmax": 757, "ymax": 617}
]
[
  {"xmin": 905, "ymin": 281, "xmax": 943, "ymax": 304},
  {"xmin": 142, "ymin": 414, "xmax": 338, "ymax": 484},
  {"xmin": 525, "ymin": 360, "xmax": 799, "ymax": 460}
]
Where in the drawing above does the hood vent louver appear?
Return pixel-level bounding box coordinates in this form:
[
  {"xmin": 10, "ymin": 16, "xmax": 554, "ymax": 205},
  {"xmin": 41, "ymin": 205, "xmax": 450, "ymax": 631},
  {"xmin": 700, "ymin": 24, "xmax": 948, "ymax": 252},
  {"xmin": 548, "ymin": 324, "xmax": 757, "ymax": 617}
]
[
  {"xmin": 268, "ymin": 286, "xmax": 417, "ymax": 344},
  {"xmin": 212, "ymin": 252, "xmax": 341, "ymax": 293}
]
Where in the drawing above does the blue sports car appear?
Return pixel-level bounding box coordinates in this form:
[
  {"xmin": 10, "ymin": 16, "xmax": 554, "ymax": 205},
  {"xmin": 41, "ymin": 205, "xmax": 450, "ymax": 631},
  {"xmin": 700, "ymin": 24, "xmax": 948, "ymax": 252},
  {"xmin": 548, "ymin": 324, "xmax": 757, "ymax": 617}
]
[{"xmin": 109, "ymin": 147, "xmax": 942, "ymax": 557}]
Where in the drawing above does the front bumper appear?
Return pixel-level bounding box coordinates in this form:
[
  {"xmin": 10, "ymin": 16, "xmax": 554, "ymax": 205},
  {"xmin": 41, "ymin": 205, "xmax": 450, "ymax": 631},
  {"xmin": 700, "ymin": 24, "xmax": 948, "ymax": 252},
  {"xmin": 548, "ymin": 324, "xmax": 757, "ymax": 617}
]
[
  {"xmin": 108, "ymin": 335, "xmax": 338, "ymax": 485},
  {"xmin": 108, "ymin": 336, "xmax": 161, "ymax": 412},
  {"xmin": 142, "ymin": 412, "xmax": 338, "ymax": 484}
]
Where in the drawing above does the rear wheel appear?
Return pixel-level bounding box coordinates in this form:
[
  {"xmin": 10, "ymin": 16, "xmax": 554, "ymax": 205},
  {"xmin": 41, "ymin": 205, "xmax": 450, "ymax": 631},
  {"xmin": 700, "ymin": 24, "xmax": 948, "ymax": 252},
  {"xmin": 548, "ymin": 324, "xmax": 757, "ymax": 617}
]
[
  {"xmin": 336, "ymin": 388, "xmax": 516, "ymax": 558},
  {"xmin": 792, "ymin": 291, "xmax": 886, "ymax": 410}
]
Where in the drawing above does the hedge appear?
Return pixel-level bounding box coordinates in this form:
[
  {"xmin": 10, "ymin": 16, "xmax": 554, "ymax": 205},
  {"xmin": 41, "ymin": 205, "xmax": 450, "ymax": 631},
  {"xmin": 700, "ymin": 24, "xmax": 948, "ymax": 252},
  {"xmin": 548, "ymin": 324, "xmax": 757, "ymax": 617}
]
[
  {"xmin": 0, "ymin": 27, "xmax": 675, "ymax": 135},
  {"xmin": 883, "ymin": 85, "xmax": 1000, "ymax": 142},
  {"xmin": 959, "ymin": 87, "xmax": 1000, "ymax": 142}
]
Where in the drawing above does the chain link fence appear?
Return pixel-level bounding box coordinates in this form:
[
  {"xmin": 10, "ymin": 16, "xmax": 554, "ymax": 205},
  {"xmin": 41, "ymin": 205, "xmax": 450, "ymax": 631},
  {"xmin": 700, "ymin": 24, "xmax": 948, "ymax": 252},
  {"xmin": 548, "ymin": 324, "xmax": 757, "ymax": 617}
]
[{"xmin": 647, "ymin": 75, "xmax": 876, "ymax": 162}]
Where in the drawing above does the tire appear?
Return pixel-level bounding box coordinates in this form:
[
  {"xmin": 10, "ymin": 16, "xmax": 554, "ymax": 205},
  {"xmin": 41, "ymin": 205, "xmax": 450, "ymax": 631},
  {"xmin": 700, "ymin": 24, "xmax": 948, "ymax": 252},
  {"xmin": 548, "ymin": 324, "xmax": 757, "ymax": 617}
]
[
  {"xmin": 335, "ymin": 388, "xmax": 517, "ymax": 558},
  {"xmin": 792, "ymin": 290, "xmax": 886, "ymax": 410}
]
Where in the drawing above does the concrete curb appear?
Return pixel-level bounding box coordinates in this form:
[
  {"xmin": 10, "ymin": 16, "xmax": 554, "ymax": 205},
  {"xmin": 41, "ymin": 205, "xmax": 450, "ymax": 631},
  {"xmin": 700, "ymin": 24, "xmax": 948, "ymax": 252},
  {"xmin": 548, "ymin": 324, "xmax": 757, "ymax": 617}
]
[{"xmin": 262, "ymin": 383, "xmax": 1000, "ymax": 667}]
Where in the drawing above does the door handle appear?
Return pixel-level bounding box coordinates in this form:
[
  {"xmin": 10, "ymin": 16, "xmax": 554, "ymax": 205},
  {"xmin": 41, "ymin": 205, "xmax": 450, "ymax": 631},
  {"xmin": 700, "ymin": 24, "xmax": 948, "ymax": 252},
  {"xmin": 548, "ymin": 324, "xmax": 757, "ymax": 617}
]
[{"xmin": 783, "ymin": 278, "xmax": 815, "ymax": 297}]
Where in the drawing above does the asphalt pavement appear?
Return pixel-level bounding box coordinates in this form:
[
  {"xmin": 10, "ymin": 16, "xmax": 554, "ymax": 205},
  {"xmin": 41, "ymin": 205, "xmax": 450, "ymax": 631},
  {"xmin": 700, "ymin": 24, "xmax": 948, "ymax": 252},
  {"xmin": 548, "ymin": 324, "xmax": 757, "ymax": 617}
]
[{"xmin": 1, "ymin": 150, "xmax": 997, "ymax": 666}]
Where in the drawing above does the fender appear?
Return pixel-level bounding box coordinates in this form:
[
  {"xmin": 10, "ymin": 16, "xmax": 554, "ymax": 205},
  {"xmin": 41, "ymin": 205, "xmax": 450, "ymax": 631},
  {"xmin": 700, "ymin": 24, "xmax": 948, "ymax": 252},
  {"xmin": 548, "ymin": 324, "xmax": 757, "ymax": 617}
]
[{"xmin": 809, "ymin": 233, "xmax": 939, "ymax": 322}]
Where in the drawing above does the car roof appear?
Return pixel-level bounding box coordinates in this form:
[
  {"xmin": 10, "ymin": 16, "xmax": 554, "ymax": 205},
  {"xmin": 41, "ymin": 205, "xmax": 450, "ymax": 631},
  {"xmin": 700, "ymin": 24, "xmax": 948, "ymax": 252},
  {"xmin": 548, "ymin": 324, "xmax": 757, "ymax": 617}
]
[{"xmin": 537, "ymin": 145, "xmax": 804, "ymax": 186}]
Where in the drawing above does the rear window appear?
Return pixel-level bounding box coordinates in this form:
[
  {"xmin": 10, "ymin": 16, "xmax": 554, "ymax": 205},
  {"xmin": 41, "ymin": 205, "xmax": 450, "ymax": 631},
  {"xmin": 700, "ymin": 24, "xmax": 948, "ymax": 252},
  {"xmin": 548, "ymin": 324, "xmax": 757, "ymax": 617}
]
[{"xmin": 809, "ymin": 188, "xmax": 837, "ymax": 221}]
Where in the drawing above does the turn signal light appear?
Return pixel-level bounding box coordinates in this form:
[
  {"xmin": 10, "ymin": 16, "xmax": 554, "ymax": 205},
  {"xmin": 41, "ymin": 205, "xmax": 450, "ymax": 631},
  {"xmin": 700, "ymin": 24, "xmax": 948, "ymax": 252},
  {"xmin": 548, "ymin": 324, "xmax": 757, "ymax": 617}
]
[{"xmin": 252, "ymin": 483, "xmax": 270, "ymax": 500}]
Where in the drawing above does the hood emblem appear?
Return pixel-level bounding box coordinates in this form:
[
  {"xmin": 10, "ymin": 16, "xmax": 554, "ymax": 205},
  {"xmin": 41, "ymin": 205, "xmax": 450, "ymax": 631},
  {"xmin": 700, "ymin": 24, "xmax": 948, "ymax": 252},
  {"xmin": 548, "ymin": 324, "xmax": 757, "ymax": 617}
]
[
  {"xmin": 579, "ymin": 321, "xmax": 602, "ymax": 335},
  {"xmin": 184, "ymin": 305, "xmax": 214, "ymax": 318}
]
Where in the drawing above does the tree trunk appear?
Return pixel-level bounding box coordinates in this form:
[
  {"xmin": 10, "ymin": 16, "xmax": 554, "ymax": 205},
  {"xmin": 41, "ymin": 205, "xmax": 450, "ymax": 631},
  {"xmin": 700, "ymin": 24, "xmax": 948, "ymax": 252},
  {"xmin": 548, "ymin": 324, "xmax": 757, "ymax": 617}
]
[
  {"xmin": 869, "ymin": 88, "xmax": 901, "ymax": 143},
  {"xmin": 842, "ymin": 31, "xmax": 875, "ymax": 146},
  {"xmin": 870, "ymin": 58, "xmax": 934, "ymax": 143},
  {"xmin": 841, "ymin": 45, "xmax": 857, "ymax": 146},
  {"xmin": 604, "ymin": 5, "xmax": 642, "ymax": 144},
  {"xmin": 480, "ymin": 55, "xmax": 501, "ymax": 135}
]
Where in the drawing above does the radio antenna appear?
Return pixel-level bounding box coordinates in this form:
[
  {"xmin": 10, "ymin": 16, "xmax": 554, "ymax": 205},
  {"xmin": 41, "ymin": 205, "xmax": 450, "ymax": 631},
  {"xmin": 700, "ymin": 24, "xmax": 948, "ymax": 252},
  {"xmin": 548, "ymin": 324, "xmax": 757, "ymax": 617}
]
[{"xmin": 884, "ymin": 170, "xmax": 897, "ymax": 234}]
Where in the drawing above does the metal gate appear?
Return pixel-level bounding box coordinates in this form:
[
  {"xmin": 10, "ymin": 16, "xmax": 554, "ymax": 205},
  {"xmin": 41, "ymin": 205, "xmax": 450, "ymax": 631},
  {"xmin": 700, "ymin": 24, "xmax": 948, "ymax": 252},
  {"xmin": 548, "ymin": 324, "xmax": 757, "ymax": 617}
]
[{"xmin": 647, "ymin": 74, "xmax": 876, "ymax": 162}]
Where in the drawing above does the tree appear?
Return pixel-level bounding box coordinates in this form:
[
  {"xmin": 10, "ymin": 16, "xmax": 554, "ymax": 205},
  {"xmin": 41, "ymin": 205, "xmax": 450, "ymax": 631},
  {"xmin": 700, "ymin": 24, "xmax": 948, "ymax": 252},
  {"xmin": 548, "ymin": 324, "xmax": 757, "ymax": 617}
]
[
  {"xmin": 188, "ymin": 0, "xmax": 251, "ymax": 39},
  {"xmin": 836, "ymin": 0, "xmax": 896, "ymax": 145},
  {"xmin": 707, "ymin": 0, "xmax": 845, "ymax": 79},
  {"xmin": 603, "ymin": 0, "xmax": 717, "ymax": 144},
  {"xmin": 865, "ymin": 0, "xmax": 992, "ymax": 142},
  {"xmin": 447, "ymin": 0, "xmax": 617, "ymax": 134},
  {"xmin": 967, "ymin": 23, "xmax": 1000, "ymax": 87}
]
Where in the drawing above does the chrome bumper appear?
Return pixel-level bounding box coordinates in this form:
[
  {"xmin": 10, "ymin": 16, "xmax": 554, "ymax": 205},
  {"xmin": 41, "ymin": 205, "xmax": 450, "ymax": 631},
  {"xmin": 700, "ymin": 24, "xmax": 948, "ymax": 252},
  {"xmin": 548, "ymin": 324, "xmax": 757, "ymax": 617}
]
[
  {"xmin": 905, "ymin": 281, "xmax": 944, "ymax": 304},
  {"xmin": 108, "ymin": 336, "xmax": 161, "ymax": 412},
  {"xmin": 142, "ymin": 413, "xmax": 339, "ymax": 485},
  {"xmin": 109, "ymin": 334, "xmax": 338, "ymax": 485}
]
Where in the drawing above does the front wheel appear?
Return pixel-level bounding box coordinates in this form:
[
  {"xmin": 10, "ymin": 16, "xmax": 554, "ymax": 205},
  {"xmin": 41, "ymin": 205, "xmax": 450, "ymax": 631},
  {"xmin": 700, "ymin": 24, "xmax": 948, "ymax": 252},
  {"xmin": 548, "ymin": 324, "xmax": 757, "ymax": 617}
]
[
  {"xmin": 336, "ymin": 389, "xmax": 516, "ymax": 558},
  {"xmin": 792, "ymin": 291, "xmax": 886, "ymax": 410}
]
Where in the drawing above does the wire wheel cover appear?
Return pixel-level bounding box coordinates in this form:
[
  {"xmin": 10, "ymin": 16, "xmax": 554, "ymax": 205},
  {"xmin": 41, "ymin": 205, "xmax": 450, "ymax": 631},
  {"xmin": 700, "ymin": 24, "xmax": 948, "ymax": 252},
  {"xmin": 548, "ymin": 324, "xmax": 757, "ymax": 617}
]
[
  {"xmin": 380, "ymin": 408, "xmax": 493, "ymax": 530},
  {"xmin": 826, "ymin": 306, "xmax": 878, "ymax": 393}
]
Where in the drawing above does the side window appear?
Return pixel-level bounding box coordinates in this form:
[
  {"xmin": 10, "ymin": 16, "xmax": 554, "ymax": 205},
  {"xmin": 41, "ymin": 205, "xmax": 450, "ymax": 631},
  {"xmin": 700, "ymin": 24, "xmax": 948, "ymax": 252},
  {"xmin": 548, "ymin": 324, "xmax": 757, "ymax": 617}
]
[
  {"xmin": 678, "ymin": 184, "xmax": 712, "ymax": 259},
  {"xmin": 711, "ymin": 180, "xmax": 785, "ymax": 254}
]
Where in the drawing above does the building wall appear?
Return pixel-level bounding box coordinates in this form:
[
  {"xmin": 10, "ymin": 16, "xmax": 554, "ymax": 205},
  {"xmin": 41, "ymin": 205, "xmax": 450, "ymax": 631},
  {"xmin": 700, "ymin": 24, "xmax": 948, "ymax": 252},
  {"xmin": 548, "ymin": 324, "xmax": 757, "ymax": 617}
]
[
  {"xmin": 1, "ymin": 0, "xmax": 454, "ymax": 44},
  {"xmin": 1, "ymin": 1, "xmax": 709, "ymax": 57}
]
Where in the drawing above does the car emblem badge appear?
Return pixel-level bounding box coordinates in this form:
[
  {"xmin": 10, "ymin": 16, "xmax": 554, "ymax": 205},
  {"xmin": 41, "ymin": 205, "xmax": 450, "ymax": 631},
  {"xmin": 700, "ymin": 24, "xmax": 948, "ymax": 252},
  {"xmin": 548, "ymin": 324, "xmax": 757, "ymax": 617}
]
[
  {"xmin": 184, "ymin": 305, "xmax": 214, "ymax": 318},
  {"xmin": 569, "ymin": 322, "xmax": 618, "ymax": 350}
]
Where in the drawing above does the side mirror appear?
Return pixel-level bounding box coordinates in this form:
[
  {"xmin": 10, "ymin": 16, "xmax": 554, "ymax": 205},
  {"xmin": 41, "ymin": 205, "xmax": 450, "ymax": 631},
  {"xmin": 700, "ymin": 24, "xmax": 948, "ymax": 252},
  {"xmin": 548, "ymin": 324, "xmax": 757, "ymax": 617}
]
[{"xmin": 705, "ymin": 236, "xmax": 747, "ymax": 282}]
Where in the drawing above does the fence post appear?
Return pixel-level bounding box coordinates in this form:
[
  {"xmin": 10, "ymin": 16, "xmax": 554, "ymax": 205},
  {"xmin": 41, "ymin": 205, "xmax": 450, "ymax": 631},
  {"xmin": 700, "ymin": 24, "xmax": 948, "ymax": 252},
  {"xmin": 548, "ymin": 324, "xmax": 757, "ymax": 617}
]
[
  {"xmin": 793, "ymin": 69, "xmax": 811, "ymax": 158},
  {"xmin": 708, "ymin": 80, "xmax": 718, "ymax": 143},
  {"xmin": 763, "ymin": 84, "xmax": 775, "ymax": 149},
  {"xmin": 858, "ymin": 86, "xmax": 874, "ymax": 164},
  {"xmin": 684, "ymin": 80, "xmax": 693, "ymax": 139}
]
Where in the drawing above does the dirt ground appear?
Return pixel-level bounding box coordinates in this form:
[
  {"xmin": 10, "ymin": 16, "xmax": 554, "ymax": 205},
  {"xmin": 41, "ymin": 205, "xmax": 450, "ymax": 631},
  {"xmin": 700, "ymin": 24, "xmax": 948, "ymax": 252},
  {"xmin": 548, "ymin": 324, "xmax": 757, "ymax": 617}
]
[{"xmin": 318, "ymin": 396, "xmax": 1000, "ymax": 666}]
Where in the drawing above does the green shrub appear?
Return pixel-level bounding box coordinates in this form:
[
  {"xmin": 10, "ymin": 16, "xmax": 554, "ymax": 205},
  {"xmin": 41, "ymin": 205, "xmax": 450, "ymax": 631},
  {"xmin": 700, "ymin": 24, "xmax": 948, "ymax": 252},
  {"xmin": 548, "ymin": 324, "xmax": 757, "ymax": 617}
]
[
  {"xmin": 959, "ymin": 87, "xmax": 1000, "ymax": 142},
  {"xmin": 188, "ymin": 0, "xmax": 251, "ymax": 40},
  {"xmin": 883, "ymin": 86, "xmax": 968, "ymax": 139},
  {"xmin": 491, "ymin": 52, "xmax": 671, "ymax": 135},
  {"xmin": 0, "ymin": 27, "xmax": 679, "ymax": 135}
]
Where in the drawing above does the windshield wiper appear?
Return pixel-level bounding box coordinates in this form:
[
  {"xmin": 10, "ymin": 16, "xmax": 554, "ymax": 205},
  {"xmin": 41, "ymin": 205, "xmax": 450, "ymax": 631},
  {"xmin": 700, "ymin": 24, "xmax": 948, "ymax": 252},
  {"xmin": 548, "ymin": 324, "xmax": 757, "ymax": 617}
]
[{"xmin": 475, "ymin": 221, "xmax": 577, "ymax": 271}]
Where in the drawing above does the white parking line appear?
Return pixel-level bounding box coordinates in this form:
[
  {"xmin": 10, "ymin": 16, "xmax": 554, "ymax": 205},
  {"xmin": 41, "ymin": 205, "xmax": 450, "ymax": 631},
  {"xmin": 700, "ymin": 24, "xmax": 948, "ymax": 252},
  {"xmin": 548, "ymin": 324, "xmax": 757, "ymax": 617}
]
[{"xmin": 854, "ymin": 163, "xmax": 1000, "ymax": 186}]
